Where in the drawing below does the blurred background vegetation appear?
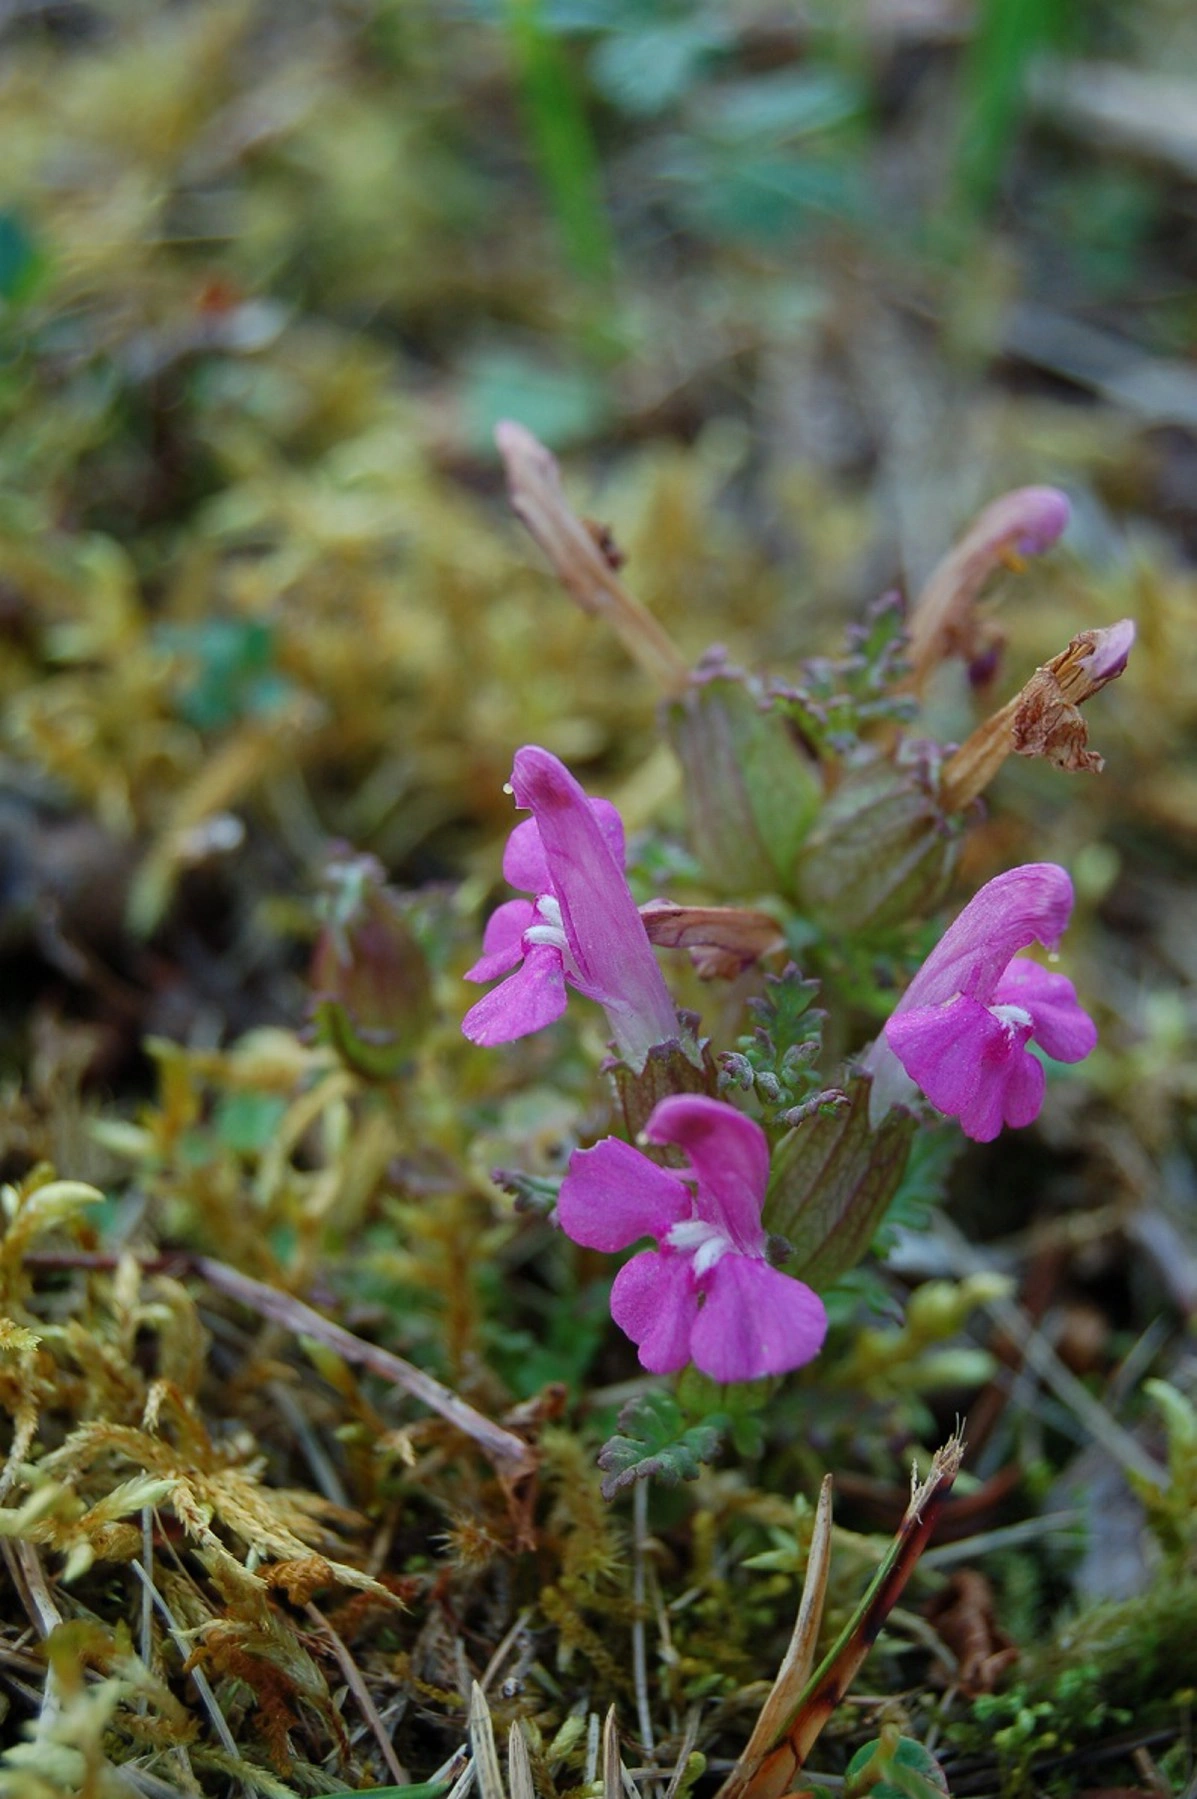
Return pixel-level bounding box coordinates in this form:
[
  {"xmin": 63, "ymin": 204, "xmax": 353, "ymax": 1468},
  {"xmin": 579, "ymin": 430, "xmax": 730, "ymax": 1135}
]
[{"xmin": 2, "ymin": 1, "xmax": 1197, "ymax": 1794}]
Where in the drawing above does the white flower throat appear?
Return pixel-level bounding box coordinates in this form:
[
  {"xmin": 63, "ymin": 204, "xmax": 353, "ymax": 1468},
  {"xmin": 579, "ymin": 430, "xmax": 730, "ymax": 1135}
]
[
  {"xmin": 990, "ymin": 1002, "xmax": 1032, "ymax": 1034},
  {"xmin": 523, "ymin": 894, "xmax": 584, "ymax": 983},
  {"xmin": 523, "ymin": 894, "xmax": 569, "ymax": 954},
  {"xmin": 665, "ymin": 1217, "xmax": 732, "ymax": 1277}
]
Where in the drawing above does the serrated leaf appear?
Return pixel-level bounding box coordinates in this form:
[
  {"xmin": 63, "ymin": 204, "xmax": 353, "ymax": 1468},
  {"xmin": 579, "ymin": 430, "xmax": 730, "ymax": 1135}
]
[
  {"xmin": 718, "ymin": 965, "xmax": 826, "ymax": 1121},
  {"xmin": 597, "ymin": 1390, "xmax": 726, "ymax": 1499},
  {"xmin": 772, "ymin": 594, "xmax": 915, "ymax": 759},
  {"xmin": 764, "ymin": 1075, "xmax": 915, "ymax": 1288}
]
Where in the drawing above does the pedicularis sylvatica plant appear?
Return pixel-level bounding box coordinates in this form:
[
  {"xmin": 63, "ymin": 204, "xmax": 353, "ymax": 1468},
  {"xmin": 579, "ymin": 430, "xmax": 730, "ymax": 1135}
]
[{"xmin": 464, "ymin": 423, "xmax": 1132, "ymax": 1438}]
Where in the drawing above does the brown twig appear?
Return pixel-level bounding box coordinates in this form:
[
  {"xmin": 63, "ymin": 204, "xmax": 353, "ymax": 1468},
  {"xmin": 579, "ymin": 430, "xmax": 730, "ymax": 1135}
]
[
  {"xmin": 306, "ymin": 1600, "xmax": 409, "ymax": 1786},
  {"xmin": 21, "ymin": 1248, "xmax": 538, "ymax": 1490},
  {"xmin": 194, "ymin": 1257, "xmax": 538, "ymax": 1487}
]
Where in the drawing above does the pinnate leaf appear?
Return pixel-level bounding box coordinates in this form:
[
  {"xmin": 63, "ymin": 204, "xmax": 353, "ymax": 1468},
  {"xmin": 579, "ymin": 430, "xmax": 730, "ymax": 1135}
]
[{"xmin": 597, "ymin": 1390, "xmax": 726, "ymax": 1500}]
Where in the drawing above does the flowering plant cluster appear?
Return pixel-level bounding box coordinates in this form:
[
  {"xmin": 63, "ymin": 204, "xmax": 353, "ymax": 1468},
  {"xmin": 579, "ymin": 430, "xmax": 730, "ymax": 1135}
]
[{"xmin": 462, "ymin": 433, "xmax": 1133, "ymax": 1396}]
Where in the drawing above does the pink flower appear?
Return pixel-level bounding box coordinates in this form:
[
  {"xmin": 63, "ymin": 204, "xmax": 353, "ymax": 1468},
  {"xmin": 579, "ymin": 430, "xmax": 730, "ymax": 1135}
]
[
  {"xmin": 558, "ymin": 1095, "xmax": 828, "ymax": 1383},
  {"xmin": 867, "ymin": 863, "xmax": 1097, "ymax": 1142},
  {"xmin": 463, "ymin": 747, "xmax": 680, "ymax": 1070},
  {"xmin": 1004, "ymin": 487, "xmax": 1071, "ymax": 555}
]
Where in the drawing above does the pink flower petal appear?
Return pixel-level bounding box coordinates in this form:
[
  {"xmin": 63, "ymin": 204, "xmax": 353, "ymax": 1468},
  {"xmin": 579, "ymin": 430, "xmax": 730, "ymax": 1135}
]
[
  {"xmin": 1006, "ymin": 486, "xmax": 1070, "ymax": 555},
  {"xmin": 996, "ymin": 1041, "xmax": 1045, "ymax": 1132},
  {"xmin": 691, "ymin": 1255, "xmax": 827, "ymax": 1383},
  {"xmin": 1078, "ymin": 617, "xmax": 1134, "ymax": 686},
  {"xmin": 557, "ymin": 1138, "xmax": 692, "ymax": 1253},
  {"xmin": 992, "ymin": 957, "xmax": 1097, "ymax": 1064},
  {"xmin": 465, "ymin": 898, "xmax": 535, "ymax": 983},
  {"xmin": 611, "ymin": 1250, "xmax": 699, "ymax": 1374},
  {"xmin": 899, "ymin": 864, "xmax": 1076, "ymax": 1012},
  {"xmin": 511, "ymin": 747, "xmax": 678, "ymax": 1067},
  {"xmin": 503, "ymin": 800, "xmax": 626, "ymax": 897},
  {"xmin": 644, "ymin": 1096, "xmax": 769, "ymax": 1254},
  {"xmin": 886, "ymin": 994, "xmax": 1046, "ymax": 1142},
  {"xmin": 587, "ymin": 797, "xmax": 627, "ymax": 869},
  {"xmin": 503, "ymin": 819, "xmax": 550, "ymax": 894},
  {"xmin": 461, "ymin": 942, "xmax": 567, "ymax": 1046}
]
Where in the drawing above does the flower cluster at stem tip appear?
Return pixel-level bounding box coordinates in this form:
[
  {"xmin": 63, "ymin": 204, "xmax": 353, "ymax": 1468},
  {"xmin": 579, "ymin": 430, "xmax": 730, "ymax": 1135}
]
[{"xmin": 464, "ymin": 745, "xmax": 1099, "ymax": 1380}]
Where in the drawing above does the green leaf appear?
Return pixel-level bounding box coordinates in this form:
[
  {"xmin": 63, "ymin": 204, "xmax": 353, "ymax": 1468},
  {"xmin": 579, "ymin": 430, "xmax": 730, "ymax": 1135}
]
[
  {"xmin": 952, "ymin": 0, "xmax": 1061, "ymax": 217},
  {"xmin": 589, "ymin": 22, "xmax": 726, "ymax": 116},
  {"xmin": 160, "ymin": 619, "xmax": 291, "ymax": 731},
  {"xmin": 871, "ymin": 1121, "xmax": 961, "ymax": 1255},
  {"xmin": 718, "ymin": 964, "xmax": 827, "ymax": 1123},
  {"xmin": 795, "ymin": 756, "xmax": 959, "ymax": 936},
  {"xmin": 320, "ymin": 1785, "xmax": 450, "ymax": 1799},
  {"xmin": 844, "ymin": 1735, "xmax": 949, "ymax": 1799},
  {"xmin": 700, "ymin": 69, "xmax": 863, "ymax": 147},
  {"xmin": 213, "ymin": 1092, "xmax": 288, "ymax": 1156},
  {"xmin": 666, "ymin": 665, "xmax": 822, "ymax": 900},
  {"xmin": 461, "ymin": 345, "xmax": 610, "ymax": 453},
  {"xmin": 597, "ymin": 1390, "xmax": 726, "ymax": 1499},
  {"xmin": 505, "ymin": 0, "xmax": 616, "ymax": 286},
  {"xmin": 0, "ymin": 210, "xmax": 46, "ymax": 305}
]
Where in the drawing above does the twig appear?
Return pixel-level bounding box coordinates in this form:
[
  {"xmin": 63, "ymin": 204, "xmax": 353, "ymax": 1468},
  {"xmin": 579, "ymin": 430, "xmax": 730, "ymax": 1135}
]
[
  {"xmin": 269, "ymin": 1379, "xmax": 349, "ymax": 1508},
  {"xmin": 479, "ymin": 1606, "xmax": 533, "ymax": 1694},
  {"xmin": 21, "ymin": 1247, "xmax": 538, "ymax": 1490},
  {"xmin": 140, "ymin": 1506, "xmax": 154, "ymax": 1673},
  {"xmin": 193, "ymin": 1257, "xmax": 537, "ymax": 1485},
  {"xmin": 662, "ymin": 1710, "xmax": 701, "ymax": 1799},
  {"xmin": 306, "ymin": 1600, "xmax": 409, "ymax": 1786},
  {"xmin": 921, "ymin": 1510, "xmax": 1083, "ymax": 1569},
  {"xmin": 5, "ymin": 1539, "xmax": 62, "ymax": 1639},
  {"xmin": 4, "ymin": 1540, "xmax": 66, "ymax": 1738},
  {"xmin": 112, "ymin": 1766, "xmax": 194, "ymax": 1799}
]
